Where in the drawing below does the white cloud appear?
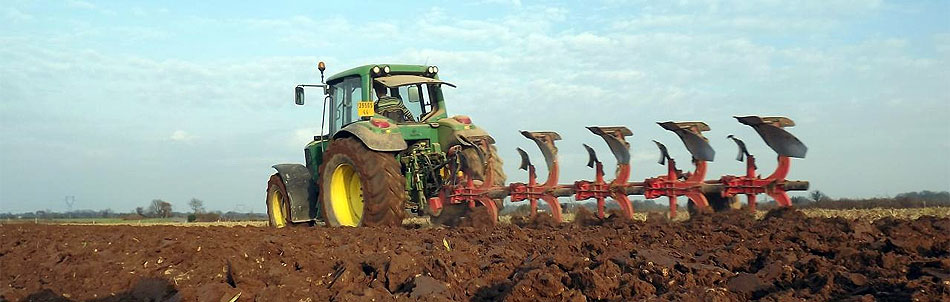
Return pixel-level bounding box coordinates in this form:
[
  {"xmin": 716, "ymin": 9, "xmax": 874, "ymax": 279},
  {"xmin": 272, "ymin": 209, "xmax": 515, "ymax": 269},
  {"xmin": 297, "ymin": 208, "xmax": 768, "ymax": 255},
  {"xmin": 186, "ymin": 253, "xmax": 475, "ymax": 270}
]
[
  {"xmin": 170, "ymin": 130, "xmax": 196, "ymax": 142},
  {"xmin": 2, "ymin": 7, "xmax": 34, "ymax": 22},
  {"xmin": 65, "ymin": 0, "xmax": 116, "ymax": 15},
  {"xmin": 66, "ymin": 0, "xmax": 96, "ymax": 10}
]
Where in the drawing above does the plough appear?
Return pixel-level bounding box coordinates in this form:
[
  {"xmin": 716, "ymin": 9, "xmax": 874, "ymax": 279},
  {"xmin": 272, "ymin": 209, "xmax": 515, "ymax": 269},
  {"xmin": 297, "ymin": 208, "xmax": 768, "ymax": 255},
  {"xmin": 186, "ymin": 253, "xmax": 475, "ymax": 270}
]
[{"xmin": 433, "ymin": 115, "xmax": 809, "ymax": 224}]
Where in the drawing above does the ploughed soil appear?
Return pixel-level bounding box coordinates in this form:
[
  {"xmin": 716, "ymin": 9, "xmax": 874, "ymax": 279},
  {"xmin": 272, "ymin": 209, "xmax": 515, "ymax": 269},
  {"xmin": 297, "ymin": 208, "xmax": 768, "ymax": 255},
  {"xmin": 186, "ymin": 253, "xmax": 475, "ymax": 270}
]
[{"xmin": 2, "ymin": 208, "xmax": 949, "ymax": 302}]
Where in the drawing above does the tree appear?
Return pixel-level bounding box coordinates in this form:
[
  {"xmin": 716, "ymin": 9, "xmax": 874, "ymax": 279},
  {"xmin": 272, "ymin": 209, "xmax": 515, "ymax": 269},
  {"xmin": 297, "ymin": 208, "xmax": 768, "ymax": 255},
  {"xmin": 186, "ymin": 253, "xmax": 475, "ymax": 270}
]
[
  {"xmin": 808, "ymin": 190, "xmax": 828, "ymax": 202},
  {"xmin": 135, "ymin": 207, "xmax": 145, "ymax": 216},
  {"xmin": 148, "ymin": 199, "xmax": 173, "ymax": 218},
  {"xmin": 791, "ymin": 196, "xmax": 810, "ymax": 205},
  {"xmin": 188, "ymin": 198, "xmax": 205, "ymax": 214}
]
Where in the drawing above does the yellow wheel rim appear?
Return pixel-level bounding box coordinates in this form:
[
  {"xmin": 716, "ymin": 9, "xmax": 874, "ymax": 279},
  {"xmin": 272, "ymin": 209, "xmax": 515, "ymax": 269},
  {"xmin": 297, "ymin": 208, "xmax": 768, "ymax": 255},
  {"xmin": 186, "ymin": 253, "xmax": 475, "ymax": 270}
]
[
  {"xmin": 269, "ymin": 188, "xmax": 287, "ymax": 228},
  {"xmin": 330, "ymin": 163, "xmax": 363, "ymax": 226}
]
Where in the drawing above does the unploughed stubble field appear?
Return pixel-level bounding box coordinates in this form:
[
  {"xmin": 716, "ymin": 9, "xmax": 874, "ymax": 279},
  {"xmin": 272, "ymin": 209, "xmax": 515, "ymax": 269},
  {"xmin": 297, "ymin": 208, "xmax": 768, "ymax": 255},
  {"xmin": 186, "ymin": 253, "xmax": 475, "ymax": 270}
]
[{"xmin": 1, "ymin": 207, "xmax": 948, "ymax": 301}]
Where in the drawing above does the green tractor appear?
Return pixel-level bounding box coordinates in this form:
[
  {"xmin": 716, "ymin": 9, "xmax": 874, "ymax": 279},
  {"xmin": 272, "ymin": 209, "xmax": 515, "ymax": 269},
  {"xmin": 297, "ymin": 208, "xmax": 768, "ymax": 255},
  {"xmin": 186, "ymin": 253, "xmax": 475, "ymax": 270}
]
[{"xmin": 266, "ymin": 62, "xmax": 505, "ymax": 227}]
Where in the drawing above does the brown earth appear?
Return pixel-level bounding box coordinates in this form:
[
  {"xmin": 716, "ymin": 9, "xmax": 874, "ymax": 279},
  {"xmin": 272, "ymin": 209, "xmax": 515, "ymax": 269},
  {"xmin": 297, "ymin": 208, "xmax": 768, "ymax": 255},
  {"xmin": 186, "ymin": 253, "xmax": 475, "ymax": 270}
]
[{"xmin": 1, "ymin": 208, "xmax": 948, "ymax": 302}]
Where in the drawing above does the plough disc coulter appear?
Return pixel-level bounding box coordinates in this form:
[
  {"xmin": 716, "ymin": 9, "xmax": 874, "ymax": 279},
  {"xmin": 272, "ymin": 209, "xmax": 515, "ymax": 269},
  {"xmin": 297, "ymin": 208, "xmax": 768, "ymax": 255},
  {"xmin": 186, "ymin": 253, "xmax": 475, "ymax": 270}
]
[{"xmin": 433, "ymin": 116, "xmax": 810, "ymax": 224}]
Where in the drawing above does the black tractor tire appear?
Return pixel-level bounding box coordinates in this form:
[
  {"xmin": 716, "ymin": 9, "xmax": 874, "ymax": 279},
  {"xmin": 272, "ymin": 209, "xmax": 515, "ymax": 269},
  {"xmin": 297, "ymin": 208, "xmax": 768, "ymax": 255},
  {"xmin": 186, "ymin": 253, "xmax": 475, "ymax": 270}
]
[
  {"xmin": 687, "ymin": 193, "xmax": 741, "ymax": 217},
  {"xmin": 266, "ymin": 173, "xmax": 293, "ymax": 228},
  {"xmin": 708, "ymin": 193, "xmax": 742, "ymax": 212},
  {"xmin": 318, "ymin": 137, "xmax": 406, "ymax": 227},
  {"xmin": 433, "ymin": 144, "xmax": 506, "ymax": 226}
]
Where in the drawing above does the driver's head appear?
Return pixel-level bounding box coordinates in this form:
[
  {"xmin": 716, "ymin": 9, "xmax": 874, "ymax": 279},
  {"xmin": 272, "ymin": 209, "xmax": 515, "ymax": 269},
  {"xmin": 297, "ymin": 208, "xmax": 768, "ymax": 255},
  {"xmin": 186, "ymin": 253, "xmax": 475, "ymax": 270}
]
[{"xmin": 373, "ymin": 81, "xmax": 388, "ymax": 98}]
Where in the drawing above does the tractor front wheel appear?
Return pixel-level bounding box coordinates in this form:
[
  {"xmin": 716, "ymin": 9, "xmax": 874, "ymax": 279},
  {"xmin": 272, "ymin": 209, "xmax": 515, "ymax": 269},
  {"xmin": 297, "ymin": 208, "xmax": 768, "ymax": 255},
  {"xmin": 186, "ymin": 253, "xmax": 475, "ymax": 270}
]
[{"xmin": 318, "ymin": 137, "xmax": 406, "ymax": 227}]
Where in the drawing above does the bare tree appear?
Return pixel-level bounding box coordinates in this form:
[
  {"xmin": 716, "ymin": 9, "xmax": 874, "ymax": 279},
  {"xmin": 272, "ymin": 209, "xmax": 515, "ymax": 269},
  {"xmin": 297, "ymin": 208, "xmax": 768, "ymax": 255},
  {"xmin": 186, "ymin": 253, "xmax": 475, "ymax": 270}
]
[
  {"xmin": 808, "ymin": 190, "xmax": 828, "ymax": 202},
  {"xmin": 148, "ymin": 199, "xmax": 173, "ymax": 218},
  {"xmin": 188, "ymin": 198, "xmax": 205, "ymax": 214},
  {"xmin": 791, "ymin": 196, "xmax": 810, "ymax": 205}
]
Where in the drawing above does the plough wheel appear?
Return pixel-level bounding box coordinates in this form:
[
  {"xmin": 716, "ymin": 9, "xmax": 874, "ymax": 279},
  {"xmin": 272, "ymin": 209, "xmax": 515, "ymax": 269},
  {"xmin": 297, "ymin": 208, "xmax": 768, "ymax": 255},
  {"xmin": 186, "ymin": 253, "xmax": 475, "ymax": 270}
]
[
  {"xmin": 318, "ymin": 137, "xmax": 406, "ymax": 227},
  {"xmin": 434, "ymin": 145, "xmax": 506, "ymax": 226},
  {"xmin": 266, "ymin": 173, "xmax": 292, "ymax": 228},
  {"xmin": 688, "ymin": 193, "xmax": 741, "ymax": 217}
]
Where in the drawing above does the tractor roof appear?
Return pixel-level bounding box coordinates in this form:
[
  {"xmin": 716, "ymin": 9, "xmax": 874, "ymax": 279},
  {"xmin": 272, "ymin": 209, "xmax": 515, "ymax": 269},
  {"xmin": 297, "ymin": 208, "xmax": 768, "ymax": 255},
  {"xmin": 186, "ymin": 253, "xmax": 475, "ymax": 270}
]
[
  {"xmin": 375, "ymin": 75, "xmax": 456, "ymax": 88},
  {"xmin": 326, "ymin": 64, "xmax": 431, "ymax": 83}
]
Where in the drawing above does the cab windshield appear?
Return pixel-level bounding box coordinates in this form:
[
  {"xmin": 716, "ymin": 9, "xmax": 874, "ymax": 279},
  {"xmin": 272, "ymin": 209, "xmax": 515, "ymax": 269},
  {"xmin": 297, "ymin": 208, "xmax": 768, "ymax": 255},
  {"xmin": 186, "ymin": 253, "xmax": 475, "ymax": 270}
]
[{"xmin": 371, "ymin": 83, "xmax": 442, "ymax": 123}]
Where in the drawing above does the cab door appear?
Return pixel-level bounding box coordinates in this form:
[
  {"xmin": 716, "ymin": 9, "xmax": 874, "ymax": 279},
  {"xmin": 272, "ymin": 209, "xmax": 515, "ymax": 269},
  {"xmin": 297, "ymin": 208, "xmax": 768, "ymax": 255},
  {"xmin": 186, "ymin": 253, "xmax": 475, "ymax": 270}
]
[{"xmin": 328, "ymin": 75, "xmax": 364, "ymax": 135}]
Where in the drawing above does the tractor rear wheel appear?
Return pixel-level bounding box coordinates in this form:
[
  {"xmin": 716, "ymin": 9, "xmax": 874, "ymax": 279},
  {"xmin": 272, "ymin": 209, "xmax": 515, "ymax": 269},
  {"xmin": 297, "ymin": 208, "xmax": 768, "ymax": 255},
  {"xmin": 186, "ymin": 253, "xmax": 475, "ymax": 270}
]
[
  {"xmin": 687, "ymin": 193, "xmax": 741, "ymax": 217},
  {"xmin": 318, "ymin": 137, "xmax": 406, "ymax": 227},
  {"xmin": 434, "ymin": 144, "xmax": 506, "ymax": 226},
  {"xmin": 266, "ymin": 174, "xmax": 292, "ymax": 228},
  {"xmin": 708, "ymin": 193, "xmax": 741, "ymax": 212}
]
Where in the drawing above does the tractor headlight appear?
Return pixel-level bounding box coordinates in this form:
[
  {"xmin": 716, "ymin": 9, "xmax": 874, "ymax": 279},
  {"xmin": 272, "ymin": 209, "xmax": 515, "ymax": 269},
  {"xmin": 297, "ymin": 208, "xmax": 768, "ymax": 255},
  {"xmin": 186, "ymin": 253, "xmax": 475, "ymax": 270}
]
[
  {"xmin": 427, "ymin": 66, "xmax": 439, "ymax": 74},
  {"xmin": 432, "ymin": 66, "xmax": 438, "ymax": 74},
  {"xmin": 372, "ymin": 65, "xmax": 381, "ymax": 75},
  {"xmin": 383, "ymin": 65, "xmax": 391, "ymax": 74}
]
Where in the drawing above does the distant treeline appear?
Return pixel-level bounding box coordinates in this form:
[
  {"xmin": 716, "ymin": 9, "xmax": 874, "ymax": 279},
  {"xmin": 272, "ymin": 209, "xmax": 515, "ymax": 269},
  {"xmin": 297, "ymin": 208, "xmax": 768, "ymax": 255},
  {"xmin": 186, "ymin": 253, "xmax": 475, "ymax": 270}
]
[
  {"xmin": 792, "ymin": 190, "xmax": 950, "ymax": 210},
  {"xmin": 0, "ymin": 209, "xmax": 267, "ymax": 221},
  {"xmin": 0, "ymin": 198, "xmax": 267, "ymax": 222}
]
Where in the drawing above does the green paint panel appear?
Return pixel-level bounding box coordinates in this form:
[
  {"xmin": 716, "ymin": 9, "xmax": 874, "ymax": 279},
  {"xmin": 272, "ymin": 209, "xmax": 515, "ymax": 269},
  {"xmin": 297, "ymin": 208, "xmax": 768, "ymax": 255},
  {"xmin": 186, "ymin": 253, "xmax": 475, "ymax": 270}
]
[{"xmin": 397, "ymin": 124, "xmax": 440, "ymax": 141}]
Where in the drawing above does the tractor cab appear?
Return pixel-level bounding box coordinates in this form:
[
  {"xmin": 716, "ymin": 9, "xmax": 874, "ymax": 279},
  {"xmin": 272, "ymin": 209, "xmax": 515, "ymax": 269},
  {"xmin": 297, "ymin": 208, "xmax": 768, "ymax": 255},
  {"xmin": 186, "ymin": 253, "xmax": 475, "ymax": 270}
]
[{"xmin": 296, "ymin": 64, "xmax": 452, "ymax": 136}]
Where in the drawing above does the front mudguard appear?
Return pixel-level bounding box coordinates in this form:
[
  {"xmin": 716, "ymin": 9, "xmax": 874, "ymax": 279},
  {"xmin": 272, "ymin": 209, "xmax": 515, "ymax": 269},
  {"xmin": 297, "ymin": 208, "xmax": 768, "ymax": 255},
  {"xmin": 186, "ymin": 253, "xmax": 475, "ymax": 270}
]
[{"xmin": 271, "ymin": 164, "xmax": 319, "ymax": 222}]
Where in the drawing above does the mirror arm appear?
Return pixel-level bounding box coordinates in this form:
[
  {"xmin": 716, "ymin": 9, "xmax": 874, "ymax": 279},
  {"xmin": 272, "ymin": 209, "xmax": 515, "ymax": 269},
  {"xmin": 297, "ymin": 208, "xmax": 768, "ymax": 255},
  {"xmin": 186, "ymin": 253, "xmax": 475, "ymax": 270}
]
[
  {"xmin": 297, "ymin": 84, "xmax": 328, "ymax": 94},
  {"xmin": 295, "ymin": 84, "xmax": 329, "ymax": 105}
]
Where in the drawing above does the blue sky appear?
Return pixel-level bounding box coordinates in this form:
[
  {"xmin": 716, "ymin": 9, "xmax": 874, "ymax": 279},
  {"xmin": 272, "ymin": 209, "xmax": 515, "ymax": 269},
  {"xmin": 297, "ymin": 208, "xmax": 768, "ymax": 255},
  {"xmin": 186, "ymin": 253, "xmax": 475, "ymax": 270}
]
[{"xmin": 1, "ymin": 0, "xmax": 948, "ymax": 213}]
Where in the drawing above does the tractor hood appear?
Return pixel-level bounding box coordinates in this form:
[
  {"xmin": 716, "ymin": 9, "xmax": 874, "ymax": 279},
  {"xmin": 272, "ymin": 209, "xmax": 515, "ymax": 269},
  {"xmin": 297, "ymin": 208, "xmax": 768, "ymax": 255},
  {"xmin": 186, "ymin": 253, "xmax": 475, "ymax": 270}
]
[{"xmin": 374, "ymin": 75, "xmax": 456, "ymax": 88}]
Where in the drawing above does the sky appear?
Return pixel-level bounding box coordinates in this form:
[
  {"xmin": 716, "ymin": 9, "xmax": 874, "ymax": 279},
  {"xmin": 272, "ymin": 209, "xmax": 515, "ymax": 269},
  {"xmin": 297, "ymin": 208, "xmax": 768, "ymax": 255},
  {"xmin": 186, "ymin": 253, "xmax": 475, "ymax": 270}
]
[{"xmin": 1, "ymin": 0, "xmax": 948, "ymax": 214}]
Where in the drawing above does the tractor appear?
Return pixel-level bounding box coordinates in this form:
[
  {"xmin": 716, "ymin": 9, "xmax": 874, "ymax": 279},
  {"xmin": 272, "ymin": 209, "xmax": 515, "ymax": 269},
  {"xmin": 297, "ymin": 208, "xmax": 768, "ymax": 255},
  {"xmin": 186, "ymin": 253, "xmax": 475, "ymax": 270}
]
[
  {"xmin": 267, "ymin": 62, "xmax": 810, "ymax": 228},
  {"xmin": 266, "ymin": 62, "xmax": 504, "ymax": 227}
]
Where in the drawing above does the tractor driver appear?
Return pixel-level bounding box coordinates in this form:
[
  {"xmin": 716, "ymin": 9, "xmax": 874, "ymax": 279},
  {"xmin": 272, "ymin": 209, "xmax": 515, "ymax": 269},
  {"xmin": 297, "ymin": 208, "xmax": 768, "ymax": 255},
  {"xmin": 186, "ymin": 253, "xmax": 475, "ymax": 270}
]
[{"xmin": 373, "ymin": 81, "xmax": 415, "ymax": 123}]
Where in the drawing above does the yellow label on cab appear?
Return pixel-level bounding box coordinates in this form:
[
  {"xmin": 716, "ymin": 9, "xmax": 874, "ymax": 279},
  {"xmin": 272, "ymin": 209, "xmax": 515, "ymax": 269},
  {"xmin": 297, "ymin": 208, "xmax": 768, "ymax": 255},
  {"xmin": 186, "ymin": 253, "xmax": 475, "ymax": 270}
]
[{"xmin": 357, "ymin": 101, "xmax": 375, "ymax": 117}]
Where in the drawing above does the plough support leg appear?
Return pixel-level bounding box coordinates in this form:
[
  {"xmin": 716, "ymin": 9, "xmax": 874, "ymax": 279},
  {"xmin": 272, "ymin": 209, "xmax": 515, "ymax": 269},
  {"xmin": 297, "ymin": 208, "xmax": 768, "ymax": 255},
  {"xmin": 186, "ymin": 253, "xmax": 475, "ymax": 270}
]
[
  {"xmin": 719, "ymin": 116, "xmax": 809, "ymax": 211},
  {"xmin": 510, "ymin": 132, "xmax": 565, "ymax": 221},
  {"xmin": 574, "ymin": 127, "xmax": 635, "ymax": 220},
  {"xmin": 645, "ymin": 122, "xmax": 714, "ymax": 217}
]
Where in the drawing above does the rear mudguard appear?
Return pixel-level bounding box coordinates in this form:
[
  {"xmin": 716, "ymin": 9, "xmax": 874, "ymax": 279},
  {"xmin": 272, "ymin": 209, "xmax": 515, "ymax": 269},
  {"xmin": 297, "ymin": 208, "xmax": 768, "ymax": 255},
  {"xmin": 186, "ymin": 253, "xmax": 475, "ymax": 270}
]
[
  {"xmin": 271, "ymin": 164, "xmax": 319, "ymax": 222},
  {"xmin": 334, "ymin": 122, "xmax": 408, "ymax": 152},
  {"xmin": 437, "ymin": 116, "xmax": 495, "ymax": 152}
]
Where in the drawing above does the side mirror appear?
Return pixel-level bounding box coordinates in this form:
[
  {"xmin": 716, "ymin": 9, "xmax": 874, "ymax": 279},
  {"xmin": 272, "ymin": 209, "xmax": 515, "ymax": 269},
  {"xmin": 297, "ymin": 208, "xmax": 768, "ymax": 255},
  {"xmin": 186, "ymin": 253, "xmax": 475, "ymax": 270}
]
[
  {"xmin": 295, "ymin": 86, "xmax": 305, "ymax": 105},
  {"xmin": 407, "ymin": 86, "xmax": 421, "ymax": 103}
]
